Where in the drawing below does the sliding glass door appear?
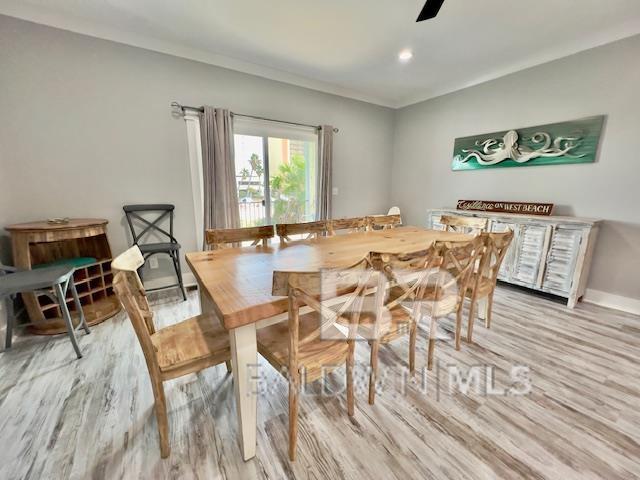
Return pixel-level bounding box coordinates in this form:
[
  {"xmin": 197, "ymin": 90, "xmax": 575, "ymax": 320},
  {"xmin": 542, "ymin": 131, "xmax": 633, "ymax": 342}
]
[
  {"xmin": 234, "ymin": 134, "xmax": 268, "ymax": 227},
  {"xmin": 234, "ymin": 120, "xmax": 318, "ymax": 227}
]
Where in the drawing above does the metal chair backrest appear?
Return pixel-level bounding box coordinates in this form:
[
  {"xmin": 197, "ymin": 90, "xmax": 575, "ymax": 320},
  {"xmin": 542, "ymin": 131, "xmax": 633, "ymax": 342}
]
[{"xmin": 123, "ymin": 204, "xmax": 178, "ymax": 246}]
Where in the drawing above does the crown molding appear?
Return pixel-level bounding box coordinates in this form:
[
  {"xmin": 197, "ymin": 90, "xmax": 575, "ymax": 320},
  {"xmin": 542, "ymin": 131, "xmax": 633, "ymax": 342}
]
[
  {"xmin": 0, "ymin": 4, "xmax": 396, "ymax": 108},
  {"xmin": 2, "ymin": 2, "xmax": 640, "ymax": 110}
]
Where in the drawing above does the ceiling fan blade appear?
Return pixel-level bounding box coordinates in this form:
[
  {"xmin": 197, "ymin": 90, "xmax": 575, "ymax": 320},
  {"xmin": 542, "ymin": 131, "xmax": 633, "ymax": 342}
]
[{"xmin": 416, "ymin": 0, "xmax": 445, "ymax": 22}]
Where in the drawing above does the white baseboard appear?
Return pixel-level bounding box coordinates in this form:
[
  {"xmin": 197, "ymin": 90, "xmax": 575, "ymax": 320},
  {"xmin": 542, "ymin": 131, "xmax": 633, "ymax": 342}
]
[
  {"xmin": 583, "ymin": 289, "xmax": 640, "ymax": 316},
  {"xmin": 143, "ymin": 272, "xmax": 197, "ymax": 291}
]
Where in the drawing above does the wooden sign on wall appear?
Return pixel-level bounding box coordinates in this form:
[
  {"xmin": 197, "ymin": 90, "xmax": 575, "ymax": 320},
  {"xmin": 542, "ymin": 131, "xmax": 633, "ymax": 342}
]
[{"xmin": 457, "ymin": 200, "xmax": 554, "ymax": 216}]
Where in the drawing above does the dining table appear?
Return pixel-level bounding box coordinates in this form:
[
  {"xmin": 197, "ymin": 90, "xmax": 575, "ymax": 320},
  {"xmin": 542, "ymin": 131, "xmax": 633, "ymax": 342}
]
[{"xmin": 185, "ymin": 225, "xmax": 471, "ymax": 461}]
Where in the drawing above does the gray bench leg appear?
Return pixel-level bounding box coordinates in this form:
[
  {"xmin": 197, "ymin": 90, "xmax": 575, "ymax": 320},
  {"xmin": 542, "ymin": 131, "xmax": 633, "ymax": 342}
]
[
  {"xmin": 54, "ymin": 283, "xmax": 82, "ymax": 359},
  {"xmin": 69, "ymin": 281, "xmax": 90, "ymax": 335},
  {"xmin": 4, "ymin": 295, "xmax": 14, "ymax": 350}
]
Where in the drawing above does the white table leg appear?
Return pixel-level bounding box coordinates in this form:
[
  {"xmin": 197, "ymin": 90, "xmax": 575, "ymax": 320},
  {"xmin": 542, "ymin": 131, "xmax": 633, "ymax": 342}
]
[
  {"xmin": 477, "ymin": 297, "xmax": 488, "ymax": 321},
  {"xmin": 229, "ymin": 323, "xmax": 258, "ymax": 461}
]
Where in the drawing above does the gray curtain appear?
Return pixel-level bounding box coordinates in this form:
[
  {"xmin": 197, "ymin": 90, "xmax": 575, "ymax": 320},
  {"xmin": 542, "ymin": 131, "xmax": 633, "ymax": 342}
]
[
  {"xmin": 200, "ymin": 107, "xmax": 240, "ymax": 247},
  {"xmin": 317, "ymin": 125, "xmax": 334, "ymax": 220}
]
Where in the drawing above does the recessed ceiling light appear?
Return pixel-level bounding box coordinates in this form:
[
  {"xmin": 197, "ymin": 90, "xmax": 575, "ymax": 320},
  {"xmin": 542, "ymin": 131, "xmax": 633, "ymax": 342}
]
[{"xmin": 398, "ymin": 49, "xmax": 413, "ymax": 62}]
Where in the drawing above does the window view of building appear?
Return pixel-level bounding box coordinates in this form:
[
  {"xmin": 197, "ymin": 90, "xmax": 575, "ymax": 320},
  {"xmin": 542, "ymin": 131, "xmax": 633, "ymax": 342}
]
[{"xmin": 234, "ymin": 133, "xmax": 317, "ymax": 227}]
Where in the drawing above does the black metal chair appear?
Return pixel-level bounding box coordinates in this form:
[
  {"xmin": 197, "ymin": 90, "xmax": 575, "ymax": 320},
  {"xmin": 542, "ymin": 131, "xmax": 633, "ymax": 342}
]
[{"xmin": 123, "ymin": 204, "xmax": 187, "ymax": 301}]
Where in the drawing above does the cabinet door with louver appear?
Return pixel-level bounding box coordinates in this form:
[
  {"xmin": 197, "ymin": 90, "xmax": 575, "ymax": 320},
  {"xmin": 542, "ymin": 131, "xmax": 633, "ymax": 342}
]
[
  {"xmin": 511, "ymin": 224, "xmax": 551, "ymax": 288},
  {"xmin": 490, "ymin": 220, "xmax": 517, "ymax": 281},
  {"xmin": 429, "ymin": 214, "xmax": 446, "ymax": 231},
  {"xmin": 541, "ymin": 227, "xmax": 584, "ymax": 295}
]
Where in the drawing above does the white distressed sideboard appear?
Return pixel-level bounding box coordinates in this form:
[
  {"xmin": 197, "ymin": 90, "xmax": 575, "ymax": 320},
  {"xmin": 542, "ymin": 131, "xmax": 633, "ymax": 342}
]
[{"xmin": 427, "ymin": 209, "xmax": 600, "ymax": 308}]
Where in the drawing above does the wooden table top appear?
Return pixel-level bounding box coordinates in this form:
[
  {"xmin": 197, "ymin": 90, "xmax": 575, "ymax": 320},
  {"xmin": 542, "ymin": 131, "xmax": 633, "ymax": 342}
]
[
  {"xmin": 6, "ymin": 218, "xmax": 108, "ymax": 232},
  {"xmin": 186, "ymin": 226, "xmax": 470, "ymax": 330}
]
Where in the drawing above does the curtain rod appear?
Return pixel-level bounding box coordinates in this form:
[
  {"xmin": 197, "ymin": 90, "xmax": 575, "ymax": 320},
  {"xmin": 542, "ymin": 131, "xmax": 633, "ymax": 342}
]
[{"xmin": 171, "ymin": 102, "xmax": 339, "ymax": 133}]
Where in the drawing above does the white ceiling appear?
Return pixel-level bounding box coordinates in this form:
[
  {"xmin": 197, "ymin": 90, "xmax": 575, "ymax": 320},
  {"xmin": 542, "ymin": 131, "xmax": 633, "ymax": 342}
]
[{"xmin": 3, "ymin": 0, "xmax": 640, "ymax": 108}]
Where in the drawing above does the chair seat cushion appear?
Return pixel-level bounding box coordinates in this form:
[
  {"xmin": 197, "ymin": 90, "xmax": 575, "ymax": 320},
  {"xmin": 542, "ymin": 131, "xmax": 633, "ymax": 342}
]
[
  {"xmin": 151, "ymin": 313, "xmax": 230, "ymax": 378},
  {"xmin": 138, "ymin": 242, "xmax": 181, "ymax": 254},
  {"xmin": 257, "ymin": 312, "xmax": 349, "ymax": 383},
  {"xmin": 33, "ymin": 257, "xmax": 97, "ymax": 269}
]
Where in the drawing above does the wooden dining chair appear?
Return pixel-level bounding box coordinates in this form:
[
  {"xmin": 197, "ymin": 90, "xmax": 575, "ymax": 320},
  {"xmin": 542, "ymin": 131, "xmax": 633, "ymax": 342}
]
[
  {"xmin": 428, "ymin": 237, "xmax": 486, "ymax": 360},
  {"xmin": 365, "ymin": 246, "xmax": 441, "ymax": 403},
  {"xmin": 366, "ymin": 214, "xmax": 402, "ymax": 231},
  {"xmin": 440, "ymin": 215, "xmax": 488, "ymax": 234},
  {"xmin": 327, "ymin": 217, "xmax": 368, "ymax": 235},
  {"xmin": 205, "ymin": 225, "xmax": 274, "ymax": 249},
  {"xmin": 387, "ymin": 206, "xmax": 401, "ymax": 216},
  {"xmin": 259, "ymin": 256, "xmax": 372, "ymax": 461},
  {"xmin": 465, "ymin": 230, "xmax": 514, "ymax": 343},
  {"xmin": 276, "ymin": 220, "xmax": 329, "ymax": 243},
  {"xmin": 111, "ymin": 246, "xmax": 231, "ymax": 458}
]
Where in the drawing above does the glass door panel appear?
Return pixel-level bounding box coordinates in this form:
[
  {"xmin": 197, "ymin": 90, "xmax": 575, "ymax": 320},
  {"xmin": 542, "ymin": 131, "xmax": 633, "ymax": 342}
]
[
  {"xmin": 234, "ymin": 134, "xmax": 267, "ymax": 227},
  {"xmin": 267, "ymin": 137, "xmax": 317, "ymax": 224}
]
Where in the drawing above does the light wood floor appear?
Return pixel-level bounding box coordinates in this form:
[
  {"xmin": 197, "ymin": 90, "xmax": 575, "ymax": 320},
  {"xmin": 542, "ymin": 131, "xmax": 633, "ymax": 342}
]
[{"xmin": 1, "ymin": 286, "xmax": 639, "ymax": 479}]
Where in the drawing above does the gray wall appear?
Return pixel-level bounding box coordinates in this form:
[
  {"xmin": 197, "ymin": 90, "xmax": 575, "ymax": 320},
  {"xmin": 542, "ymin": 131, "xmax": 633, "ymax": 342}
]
[
  {"xmin": 1, "ymin": 15, "xmax": 639, "ymax": 301},
  {"xmin": 0, "ymin": 15, "xmax": 394, "ymax": 282},
  {"xmin": 392, "ymin": 35, "xmax": 640, "ymax": 299}
]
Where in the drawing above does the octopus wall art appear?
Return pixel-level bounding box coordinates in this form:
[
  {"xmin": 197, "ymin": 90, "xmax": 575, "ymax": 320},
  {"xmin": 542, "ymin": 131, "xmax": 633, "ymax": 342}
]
[{"xmin": 451, "ymin": 116, "xmax": 605, "ymax": 171}]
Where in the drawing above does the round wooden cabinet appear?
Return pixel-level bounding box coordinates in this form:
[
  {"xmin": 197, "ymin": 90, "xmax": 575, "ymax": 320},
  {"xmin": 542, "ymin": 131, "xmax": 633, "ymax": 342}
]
[{"xmin": 6, "ymin": 218, "xmax": 121, "ymax": 335}]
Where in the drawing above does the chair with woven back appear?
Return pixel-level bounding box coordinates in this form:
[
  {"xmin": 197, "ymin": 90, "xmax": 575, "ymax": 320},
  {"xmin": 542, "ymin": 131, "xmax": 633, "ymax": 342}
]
[
  {"xmin": 276, "ymin": 220, "xmax": 329, "ymax": 244},
  {"xmin": 364, "ymin": 246, "xmax": 441, "ymax": 403},
  {"xmin": 259, "ymin": 256, "xmax": 373, "ymax": 461},
  {"xmin": 111, "ymin": 246, "xmax": 231, "ymax": 458},
  {"xmin": 205, "ymin": 225, "xmax": 274, "ymax": 249},
  {"xmin": 466, "ymin": 230, "xmax": 514, "ymax": 343},
  {"xmin": 327, "ymin": 217, "xmax": 368, "ymax": 236},
  {"xmin": 366, "ymin": 214, "xmax": 402, "ymax": 231},
  {"xmin": 440, "ymin": 215, "xmax": 488, "ymax": 235}
]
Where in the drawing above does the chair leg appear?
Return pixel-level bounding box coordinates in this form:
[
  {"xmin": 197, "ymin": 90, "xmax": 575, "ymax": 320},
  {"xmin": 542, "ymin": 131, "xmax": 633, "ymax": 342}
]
[
  {"xmin": 468, "ymin": 296, "xmax": 485, "ymax": 344},
  {"xmin": 70, "ymin": 281, "xmax": 90, "ymax": 335},
  {"xmin": 409, "ymin": 321, "xmax": 417, "ymax": 374},
  {"xmin": 346, "ymin": 340, "xmax": 355, "ymax": 416},
  {"xmin": 171, "ymin": 252, "xmax": 187, "ymax": 302},
  {"xmin": 466, "ymin": 290, "xmax": 479, "ymax": 345},
  {"xmin": 288, "ymin": 370, "xmax": 300, "ymax": 461},
  {"xmin": 455, "ymin": 303, "xmax": 465, "ymax": 351},
  {"xmin": 151, "ymin": 378, "xmax": 170, "ymax": 458},
  {"xmin": 4, "ymin": 296, "xmax": 14, "ymax": 350},
  {"xmin": 427, "ymin": 316, "xmax": 438, "ymax": 371},
  {"xmin": 55, "ymin": 283, "xmax": 82, "ymax": 359},
  {"xmin": 368, "ymin": 340, "xmax": 380, "ymax": 405},
  {"xmin": 485, "ymin": 292, "xmax": 494, "ymax": 329}
]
